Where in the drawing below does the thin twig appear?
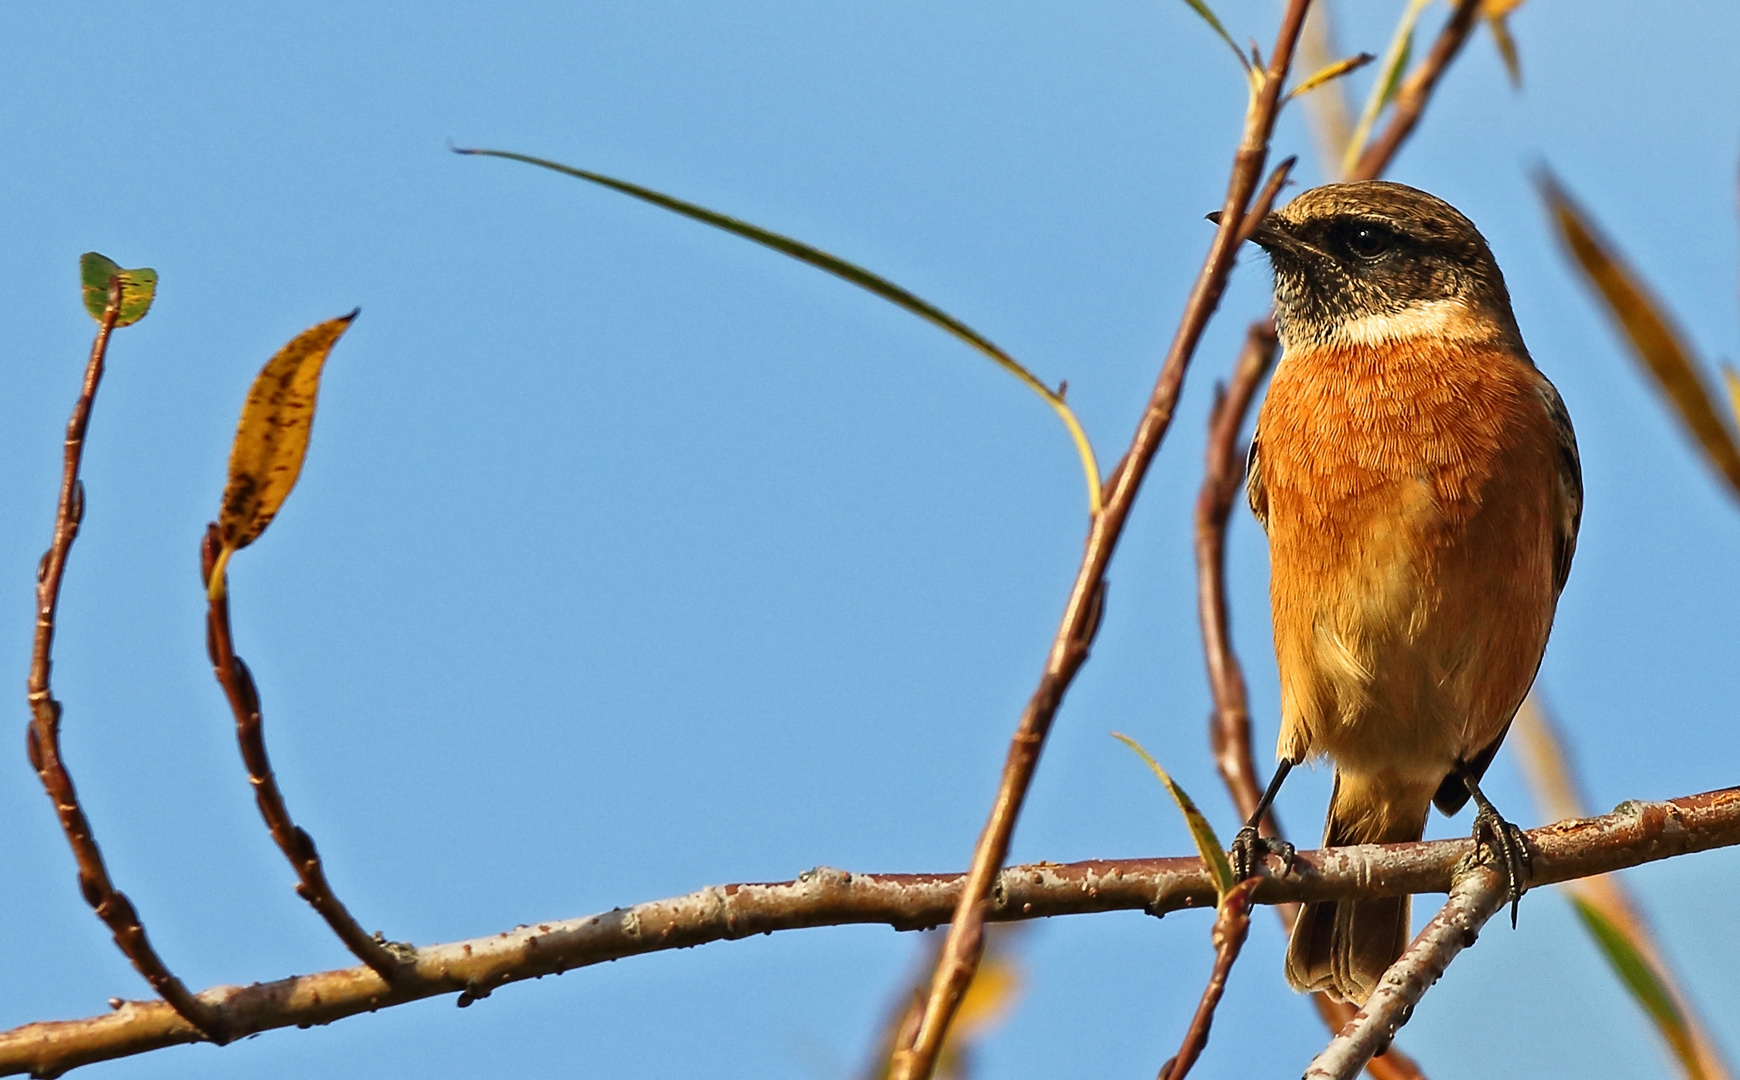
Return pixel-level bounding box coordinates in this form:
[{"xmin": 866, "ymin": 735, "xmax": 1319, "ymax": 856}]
[
  {"xmin": 1192, "ymin": 4, "xmax": 1492, "ymax": 1075},
  {"xmin": 1346, "ymin": 0, "xmax": 1481, "ymax": 182},
  {"xmin": 1156, "ymin": 879, "xmax": 1259, "ymax": 1080},
  {"xmin": 886, "ymin": 6, "xmax": 1317, "ymax": 1078},
  {"xmin": 6, "ymin": 787, "xmax": 1737, "ymax": 1079},
  {"xmin": 24, "ymin": 278, "xmax": 228, "ymax": 1044},
  {"xmin": 200, "ymin": 527, "xmax": 409, "ymax": 982},
  {"xmin": 1302, "ymin": 866, "xmax": 1508, "ymax": 1080}
]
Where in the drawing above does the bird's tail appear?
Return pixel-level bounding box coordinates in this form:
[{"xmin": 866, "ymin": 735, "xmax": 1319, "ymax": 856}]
[{"xmin": 1285, "ymin": 771, "xmax": 1431, "ymax": 1005}]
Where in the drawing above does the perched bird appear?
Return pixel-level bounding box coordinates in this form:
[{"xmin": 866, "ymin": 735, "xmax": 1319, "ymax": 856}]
[{"xmin": 1229, "ymin": 181, "xmax": 1582, "ymax": 1005}]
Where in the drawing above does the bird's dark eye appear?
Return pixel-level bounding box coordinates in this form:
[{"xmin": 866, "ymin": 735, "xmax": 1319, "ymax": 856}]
[{"xmin": 1338, "ymin": 223, "xmax": 1395, "ymax": 260}]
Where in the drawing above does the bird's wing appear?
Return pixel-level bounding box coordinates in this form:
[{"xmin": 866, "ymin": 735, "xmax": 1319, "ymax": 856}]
[
  {"xmin": 1246, "ymin": 432, "xmax": 1269, "ymax": 531},
  {"xmin": 1538, "ymin": 376, "xmax": 1582, "ymax": 597}
]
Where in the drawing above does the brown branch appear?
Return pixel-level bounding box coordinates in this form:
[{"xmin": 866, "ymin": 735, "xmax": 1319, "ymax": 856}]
[
  {"xmin": 1157, "ymin": 879, "xmax": 1258, "ymax": 1080},
  {"xmin": 6, "ymin": 788, "xmax": 1738, "ymax": 1079},
  {"xmin": 1346, "ymin": 0, "xmax": 1481, "ymax": 183},
  {"xmin": 886, "ymin": 6, "xmax": 1317, "ymax": 1078},
  {"xmin": 1193, "ymin": 5, "xmax": 1491, "ymax": 1077},
  {"xmin": 24, "ymin": 279, "xmax": 228, "ymax": 1045},
  {"xmin": 1302, "ymin": 866, "xmax": 1508, "ymax": 1080},
  {"xmin": 200, "ymin": 527, "xmax": 409, "ymax": 982}
]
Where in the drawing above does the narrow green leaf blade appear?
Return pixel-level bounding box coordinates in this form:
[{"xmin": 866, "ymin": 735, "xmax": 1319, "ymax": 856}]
[
  {"xmin": 1178, "ymin": 0, "xmax": 1254, "ymax": 74},
  {"xmin": 79, "ymin": 252, "xmax": 158, "ymax": 327},
  {"xmin": 1341, "ymin": 0, "xmax": 1431, "ymax": 176},
  {"xmin": 1111, "ymin": 732, "xmax": 1234, "ymax": 897},
  {"xmin": 1571, "ymin": 896, "xmax": 1705, "ymax": 1080},
  {"xmin": 454, "ymin": 145, "xmax": 1103, "ymax": 513},
  {"xmin": 1538, "ymin": 172, "xmax": 1740, "ymax": 499}
]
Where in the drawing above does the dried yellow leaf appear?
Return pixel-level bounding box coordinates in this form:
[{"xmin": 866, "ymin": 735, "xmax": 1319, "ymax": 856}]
[
  {"xmin": 1539, "ymin": 174, "xmax": 1740, "ymax": 500},
  {"xmin": 211, "ymin": 312, "xmax": 357, "ymax": 595}
]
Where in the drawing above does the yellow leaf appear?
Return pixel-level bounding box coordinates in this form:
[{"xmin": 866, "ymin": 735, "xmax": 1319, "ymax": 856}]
[
  {"xmin": 1481, "ymin": 0, "xmax": 1526, "ymax": 17},
  {"xmin": 1487, "ymin": 14, "xmax": 1522, "ymax": 87},
  {"xmin": 1287, "ymin": 52, "xmax": 1376, "ymax": 102},
  {"xmin": 1538, "ymin": 172, "xmax": 1740, "ymax": 500},
  {"xmin": 952, "ymin": 954, "xmax": 1022, "ymax": 1041},
  {"xmin": 211, "ymin": 312, "xmax": 358, "ymax": 596},
  {"xmin": 1724, "ymin": 365, "xmax": 1740, "ymax": 434}
]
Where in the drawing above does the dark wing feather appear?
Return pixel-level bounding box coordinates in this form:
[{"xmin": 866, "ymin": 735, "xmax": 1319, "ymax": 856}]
[
  {"xmin": 1539, "ymin": 377, "xmax": 1582, "ymax": 597},
  {"xmin": 1246, "ymin": 432, "xmax": 1269, "ymax": 531}
]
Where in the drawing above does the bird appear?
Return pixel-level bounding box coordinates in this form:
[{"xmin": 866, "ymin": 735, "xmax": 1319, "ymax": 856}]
[{"xmin": 1225, "ymin": 180, "xmax": 1582, "ymax": 1005}]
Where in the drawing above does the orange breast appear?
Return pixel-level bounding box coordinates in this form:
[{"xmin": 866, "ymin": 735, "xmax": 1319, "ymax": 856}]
[{"xmin": 1255, "ymin": 337, "xmax": 1561, "ymax": 781}]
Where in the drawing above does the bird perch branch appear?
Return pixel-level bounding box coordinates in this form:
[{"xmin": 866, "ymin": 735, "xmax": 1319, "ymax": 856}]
[{"xmin": 4, "ymin": 787, "xmax": 1736, "ymax": 1079}]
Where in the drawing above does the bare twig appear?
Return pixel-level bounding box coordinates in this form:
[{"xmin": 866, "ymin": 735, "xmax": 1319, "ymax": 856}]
[
  {"xmin": 200, "ymin": 527, "xmax": 408, "ymax": 982},
  {"xmin": 6, "ymin": 788, "xmax": 1738, "ymax": 1079},
  {"xmin": 24, "ymin": 279, "xmax": 229, "ymax": 1045},
  {"xmin": 1156, "ymin": 879, "xmax": 1259, "ymax": 1080},
  {"xmin": 1192, "ymin": 4, "xmax": 1492, "ymax": 1075},
  {"xmin": 886, "ymin": 7, "xmax": 1317, "ymax": 1078},
  {"xmin": 1346, "ymin": 0, "xmax": 1481, "ymax": 182},
  {"xmin": 1196, "ymin": 324, "xmax": 1427, "ymax": 1080},
  {"xmin": 1301, "ymin": 866, "xmax": 1508, "ymax": 1080}
]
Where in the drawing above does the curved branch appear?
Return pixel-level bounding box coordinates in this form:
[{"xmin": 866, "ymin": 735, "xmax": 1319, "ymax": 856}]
[
  {"xmin": 24, "ymin": 280, "xmax": 227, "ymax": 1044},
  {"xmin": 200, "ymin": 527, "xmax": 409, "ymax": 981},
  {"xmin": 1302, "ymin": 867, "xmax": 1508, "ymax": 1080},
  {"xmin": 5, "ymin": 788, "xmax": 1737, "ymax": 1079},
  {"xmin": 888, "ymin": 5, "xmax": 1319, "ymax": 1077}
]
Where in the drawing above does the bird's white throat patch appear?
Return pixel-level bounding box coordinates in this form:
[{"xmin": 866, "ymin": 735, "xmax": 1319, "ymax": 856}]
[{"xmin": 1328, "ymin": 298, "xmax": 1489, "ymax": 349}]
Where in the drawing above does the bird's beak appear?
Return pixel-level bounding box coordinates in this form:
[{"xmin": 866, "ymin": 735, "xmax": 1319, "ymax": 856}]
[
  {"xmin": 1244, "ymin": 214, "xmax": 1299, "ymax": 254},
  {"xmin": 1206, "ymin": 210, "xmax": 1300, "ymax": 255}
]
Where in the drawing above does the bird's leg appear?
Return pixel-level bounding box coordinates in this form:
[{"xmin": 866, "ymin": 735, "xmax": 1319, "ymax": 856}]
[
  {"xmin": 1230, "ymin": 759, "xmax": 1298, "ymax": 880},
  {"xmin": 1456, "ymin": 763, "xmax": 1532, "ymax": 927}
]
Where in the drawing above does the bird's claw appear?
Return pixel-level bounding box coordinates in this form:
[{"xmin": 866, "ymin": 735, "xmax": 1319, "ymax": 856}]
[
  {"xmin": 1471, "ymin": 804, "xmax": 1532, "ymax": 927},
  {"xmin": 1230, "ymin": 825, "xmax": 1295, "ymax": 881}
]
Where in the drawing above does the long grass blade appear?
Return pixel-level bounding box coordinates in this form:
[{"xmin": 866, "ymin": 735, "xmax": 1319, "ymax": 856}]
[
  {"xmin": 1538, "ymin": 171, "xmax": 1740, "ymax": 500},
  {"xmin": 455, "ymin": 146, "xmax": 1102, "ymax": 514}
]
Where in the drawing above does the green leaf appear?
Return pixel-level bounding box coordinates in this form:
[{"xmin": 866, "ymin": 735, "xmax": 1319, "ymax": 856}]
[
  {"xmin": 454, "ymin": 145, "xmax": 1102, "ymax": 514},
  {"xmin": 1111, "ymin": 732, "xmax": 1234, "ymax": 898},
  {"xmin": 1538, "ymin": 172, "xmax": 1740, "ymax": 501},
  {"xmin": 1341, "ymin": 0, "xmax": 1431, "ymax": 176},
  {"xmin": 79, "ymin": 252, "xmax": 157, "ymax": 327},
  {"xmin": 1178, "ymin": 0, "xmax": 1255, "ymax": 79},
  {"xmin": 1571, "ymin": 897, "xmax": 1705, "ymax": 1080}
]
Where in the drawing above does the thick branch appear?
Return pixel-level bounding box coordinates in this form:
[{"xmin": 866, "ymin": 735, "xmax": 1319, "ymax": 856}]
[
  {"xmin": 200, "ymin": 527, "xmax": 408, "ymax": 981},
  {"xmin": 23, "ymin": 281, "xmax": 226, "ymax": 1044},
  {"xmin": 6, "ymin": 788, "xmax": 1737, "ymax": 1079},
  {"xmin": 1302, "ymin": 867, "xmax": 1508, "ymax": 1080},
  {"xmin": 888, "ymin": 6, "xmax": 1318, "ymax": 1078}
]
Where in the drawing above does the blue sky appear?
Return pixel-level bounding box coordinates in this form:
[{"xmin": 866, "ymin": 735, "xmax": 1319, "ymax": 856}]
[{"xmin": 1, "ymin": 2, "xmax": 1737, "ymax": 1077}]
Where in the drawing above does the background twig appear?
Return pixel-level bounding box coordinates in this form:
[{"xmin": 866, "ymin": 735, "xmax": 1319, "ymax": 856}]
[
  {"xmin": 24, "ymin": 279, "xmax": 227, "ymax": 1044},
  {"xmin": 201, "ymin": 527, "xmax": 409, "ymax": 982},
  {"xmin": 887, "ymin": 6, "xmax": 1317, "ymax": 1076},
  {"xmin": 1156, "ymin": 879, "xmax": 1259, "ymax": 1080},
  {"xmin": 1191, "ymin": 3, "xmax": 1490, "ymax": 1075},
  {"xmin": 1301, "ymin": 867, "xmax": 1508, "ymax": 1080}
]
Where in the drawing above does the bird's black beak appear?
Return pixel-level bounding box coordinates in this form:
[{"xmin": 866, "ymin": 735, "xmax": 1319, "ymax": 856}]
[{"xmin": 1207, "ymin": 210, "xmax": 1298, "ymax": 255}]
